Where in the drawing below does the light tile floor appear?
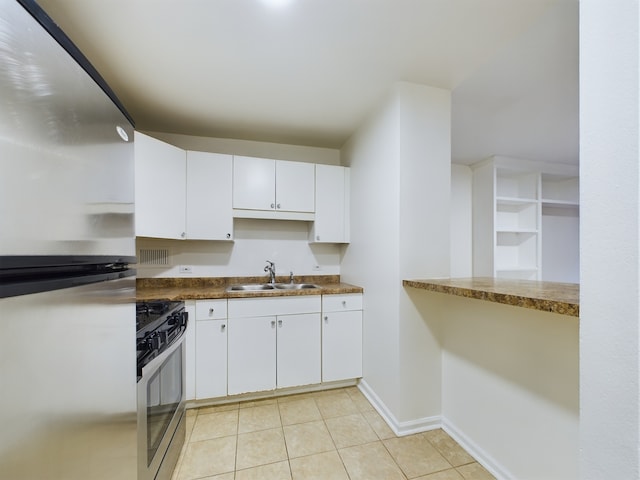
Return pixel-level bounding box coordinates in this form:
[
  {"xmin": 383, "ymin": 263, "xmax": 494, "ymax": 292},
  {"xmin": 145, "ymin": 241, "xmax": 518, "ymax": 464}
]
[{"xmin": 171, "ymin": 387, "xmax": 496, "ymax": 480}]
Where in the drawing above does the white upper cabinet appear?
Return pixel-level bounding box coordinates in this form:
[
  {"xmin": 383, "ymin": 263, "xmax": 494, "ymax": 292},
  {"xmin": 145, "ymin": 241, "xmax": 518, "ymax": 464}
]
[
  {"xmin": 186, "ymin": 151, "xmax": 233, "ymax": 240},
  {"xmin": 232, "ymin": 155, "xmax": 315, "ymax": 220},
  {"xmin": 309, "ymin": 164, "xmax": 350, "ymax": 243},
  {"xmin": 135, "ymin": 132, "xmax": 233, "ymax": 240},
  {"xmin": 135, "ymin": 132, "xmax": 187, "ymax": 239}
]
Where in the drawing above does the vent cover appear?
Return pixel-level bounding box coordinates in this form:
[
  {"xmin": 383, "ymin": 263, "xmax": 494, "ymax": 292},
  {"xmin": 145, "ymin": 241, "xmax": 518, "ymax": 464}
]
[{"xmin": 138, "ymin": 248, "xmax": 171, "ymax": 266}]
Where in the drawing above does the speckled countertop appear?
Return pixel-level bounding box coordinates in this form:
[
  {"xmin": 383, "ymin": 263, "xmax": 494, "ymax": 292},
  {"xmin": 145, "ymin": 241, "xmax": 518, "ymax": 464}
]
[
  {"xmin": 137, "ymin": 275, "xmax": 363, "ymax": 301},
  {"xmin": 403, "ymin": 277, "xmax": 579, "ymax": 317}
]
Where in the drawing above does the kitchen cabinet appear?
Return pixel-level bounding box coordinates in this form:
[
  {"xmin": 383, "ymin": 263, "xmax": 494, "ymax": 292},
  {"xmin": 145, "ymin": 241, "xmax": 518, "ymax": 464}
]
[
  {"xmin": 472, "ymin": 156, "xmax": 579, "ymax": 282},
  {"xmin": 194, "ymin": 299, "xmax": 228, "ymax": 399},
  {"xmin": 232, "ymin": 155, "xmax": 315, "ymax": 220},
  {"xmin": 227, "ymin": 296, "xmax": 321, "ymax": 395},
  {"xmin": 135, "ymin": 132, "xmax": 186, "ymax": 239},
  {"xmin": 309, "ymin": 164, "xmax": 350, "ymax": 243},
  {"xmin": 322, "ymin": 294, "xmax": 363, "ymax": 382},
  {"xmin": 135, "ymin": 132, "xmax": 233, "ymax": 240},
  {"xmin": 186, "ymin": 151, "xmax": 233, "ymax": 240}
]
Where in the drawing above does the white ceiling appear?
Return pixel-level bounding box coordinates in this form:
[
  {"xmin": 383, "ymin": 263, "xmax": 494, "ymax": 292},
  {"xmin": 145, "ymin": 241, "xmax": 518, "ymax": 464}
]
[{"xmin": 36, "ymin": 0, "xmax": 578, "ymax": 165}]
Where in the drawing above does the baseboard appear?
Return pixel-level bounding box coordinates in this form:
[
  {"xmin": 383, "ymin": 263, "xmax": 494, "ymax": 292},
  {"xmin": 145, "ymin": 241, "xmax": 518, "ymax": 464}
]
[
  {"xmin": 441, "ymin": 418, "xmax": 512, "ymax": 480},
  {"xmin": 357, "ymin": 379, "xmax": 441, "ymax": 437},
  {"xmin": 358, "ymin": 380, "xmax": 511, "ymax": 480}
]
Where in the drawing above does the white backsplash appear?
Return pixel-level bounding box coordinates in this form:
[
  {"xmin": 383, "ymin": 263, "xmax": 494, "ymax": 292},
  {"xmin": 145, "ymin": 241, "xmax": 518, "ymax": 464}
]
[{"xmin": 136, "ymin": 218, "xmax": 343, "ymax": 278}]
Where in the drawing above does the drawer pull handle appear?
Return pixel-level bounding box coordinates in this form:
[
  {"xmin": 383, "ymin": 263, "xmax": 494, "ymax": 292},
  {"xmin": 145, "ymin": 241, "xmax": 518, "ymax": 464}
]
[{"xmin": 209, "ymin": 308, "xmax": 214, "ymax": 315}]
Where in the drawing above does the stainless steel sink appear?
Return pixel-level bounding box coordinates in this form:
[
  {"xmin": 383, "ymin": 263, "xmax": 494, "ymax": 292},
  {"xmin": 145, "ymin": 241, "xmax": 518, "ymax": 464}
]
[
  {"xmin": 226, "ymin": 283, "xmax": 320, "ymax": 292},
  {"xmin": 227, "ymin": 284, "xmax": 275, "ymax": 291},
  {"xmin": 273, "ymin": 283, "xmax": 319, "ymax": 290}
]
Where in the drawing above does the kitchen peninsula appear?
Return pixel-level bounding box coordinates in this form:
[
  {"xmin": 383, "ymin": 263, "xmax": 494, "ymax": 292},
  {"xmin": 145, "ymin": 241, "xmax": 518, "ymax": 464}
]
[
  {"xmin": 403, "ymin": 277, "xmax": 579, "ymax": 316},
  {"xmin": 404, "ymin": 276, "xmax": 579, "ymax": 479}
]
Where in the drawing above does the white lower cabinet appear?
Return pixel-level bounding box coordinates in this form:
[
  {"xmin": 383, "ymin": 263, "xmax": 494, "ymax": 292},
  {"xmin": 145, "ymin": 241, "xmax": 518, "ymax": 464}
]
[
  {"xmin": 276, "ymin": 313, "xmax": 321, "ymax": 389},
  {"xmin": 194, "ymin": 300, "xmax": 228, "ymax": 399},
  {"xmin": 227, "ymin": 296, "xmax": 321, "ymax": 395},
  {"xmin": 322, "ymin": 294, "xmax": 363, "ymax": 383},
  {"xmin": 192, "ymin": 294, "xmax": 362, "ymax": 400},
  {"xmin": 228, "ymin": 315, "xmax": 277, "ymax": 395}
]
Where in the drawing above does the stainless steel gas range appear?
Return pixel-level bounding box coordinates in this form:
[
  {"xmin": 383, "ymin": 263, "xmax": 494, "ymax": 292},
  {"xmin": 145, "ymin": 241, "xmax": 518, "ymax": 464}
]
[{"xmin": 136, "ymin": 300, "xmax": 189, "ymax": 480}]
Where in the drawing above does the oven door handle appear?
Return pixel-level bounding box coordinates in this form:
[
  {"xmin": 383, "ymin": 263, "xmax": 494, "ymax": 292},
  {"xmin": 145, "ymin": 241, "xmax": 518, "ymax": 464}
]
[{"xmin": 140, "ymin": 326, "xmax": 186, "ymax": 379}]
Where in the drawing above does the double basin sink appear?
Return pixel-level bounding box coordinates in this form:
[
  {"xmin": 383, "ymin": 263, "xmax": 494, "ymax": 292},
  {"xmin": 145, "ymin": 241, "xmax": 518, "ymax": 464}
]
[{"xmin": 226, "ymin": 283, "xmax": 320, "ymax": 292}]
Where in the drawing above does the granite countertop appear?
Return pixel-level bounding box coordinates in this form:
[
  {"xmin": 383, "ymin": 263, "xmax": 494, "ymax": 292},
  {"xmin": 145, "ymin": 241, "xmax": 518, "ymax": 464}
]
[
  {"xmin": 136, "ymin": 275, "xmax": 363, "ymax": 301},
  {"xmin": 403, "ymin": 277, "xmax": 579, "ymax": 317}
]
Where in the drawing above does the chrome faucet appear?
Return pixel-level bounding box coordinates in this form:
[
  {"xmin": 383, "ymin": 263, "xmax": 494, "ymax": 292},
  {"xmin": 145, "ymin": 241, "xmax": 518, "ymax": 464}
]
[{"xmin": 264, "ymin": 260, "xmax": 276, "ymax": 284}]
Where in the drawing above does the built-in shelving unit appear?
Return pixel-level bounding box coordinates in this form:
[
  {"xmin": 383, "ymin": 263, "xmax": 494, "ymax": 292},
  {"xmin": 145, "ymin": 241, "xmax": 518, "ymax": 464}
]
[{"xmin": 472, "ymin": 156, "xmax": 579, "ymax": 282}]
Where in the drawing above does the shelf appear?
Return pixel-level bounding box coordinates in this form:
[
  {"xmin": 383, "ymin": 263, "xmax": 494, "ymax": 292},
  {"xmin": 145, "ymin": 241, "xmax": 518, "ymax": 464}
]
[
  {"xmin": 496, "ymin": 170, "xmax": 539, "ymax": 200},
  {"xmin": 496, "ymin": 268, "xmax": 539, "ymax": 281},
  {"xmin": 541, "ymin": 199, "xmax": 579, "ymax": 208},
  {"xmin": 496, "ymin": 196, "xmax": 538, "ymax": 205},
  {"xmin": 496, "ymin": 229, "xmax": 538, "ymax": 234},
  {"xmin": 541, "ymin": 175, "xmax": 578, "ymax": 205},
  {"xmin": 496, "ymin": 200, "xmax": 538, "ymax": 232}
]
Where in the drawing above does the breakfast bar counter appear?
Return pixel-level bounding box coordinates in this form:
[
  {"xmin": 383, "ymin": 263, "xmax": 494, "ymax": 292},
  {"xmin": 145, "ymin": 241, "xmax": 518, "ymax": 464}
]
[{"xmin": 403, "ymin": 277, "xmax": 579, "ymax": 317}]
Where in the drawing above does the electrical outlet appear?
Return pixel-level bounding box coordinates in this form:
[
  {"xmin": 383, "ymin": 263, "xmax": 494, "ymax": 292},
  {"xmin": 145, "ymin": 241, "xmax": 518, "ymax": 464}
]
[{"xmin": 178, "ymin": 265, "xmax": 193, "ymax": 274}]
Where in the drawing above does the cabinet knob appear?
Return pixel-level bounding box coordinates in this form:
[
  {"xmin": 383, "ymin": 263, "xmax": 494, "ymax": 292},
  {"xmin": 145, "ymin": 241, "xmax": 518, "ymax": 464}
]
[
  {"xmin": 209, "ymin": 307, "xmax": 214, "ymax": 315},
  {"xmin": 221, "ymin": 324, "xmax": 226, "ymax": 331},
  {"xmin": 324, "ymin": 316, "xmax": 328, "ymax": 322},
  {"xmin": 181, "ymin": 232, "xmax": 186, "ymax": 238},
  {"xmin": 342, "ymin": 301, "xmax": 347, "ymax": 307},
  {"xmin": 276, "ymin": 203, "xmax": 281, "ymax": 209},
  {"xmin": 271, "ymin": 320, "xmax": 276, "ymax": 328},
  {"xmin": 226, "ymin": 233, "xmax": 231, "ymax": 239},
  {"xmin": 278, "ymin": 319, "xmax": 283, "ymax": 327},
  {"xmin": 271, "ymin": 203, "xmax": 275, "ymax": 209},
  {"xmin": 316, "ymin": 235, "xmax": 320, "ymax": 241}
]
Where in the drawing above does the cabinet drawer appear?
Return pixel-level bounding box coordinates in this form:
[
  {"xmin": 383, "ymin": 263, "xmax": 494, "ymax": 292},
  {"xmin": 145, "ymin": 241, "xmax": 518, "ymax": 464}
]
[
  {"xmin": 228, "ymin": 295, "xmax": 321, "ymax": 318},
  {"xmin": 195, "ymin": 299, "xmax": 228, "ymax": 320},
  {"xmin": 322, "ymin": 293, "xmax": 362, "ymax": 312}
]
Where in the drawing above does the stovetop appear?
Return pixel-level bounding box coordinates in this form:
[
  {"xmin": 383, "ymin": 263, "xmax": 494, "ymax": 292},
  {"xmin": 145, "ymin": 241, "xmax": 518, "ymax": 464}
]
[
  {"xmin": 136, "ymin": 300, "xmax": 183, "ymax": 333},
  {"xmin": 136, "ymin": 300, "xmax": 187, "ymax": 379}
]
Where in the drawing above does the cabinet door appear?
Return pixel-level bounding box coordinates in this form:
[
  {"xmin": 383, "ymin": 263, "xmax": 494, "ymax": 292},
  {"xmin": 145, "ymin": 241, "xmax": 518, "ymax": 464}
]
[
  {"xmin": 322, "ymin": 310, "xmax": 362, "ymax": 383},
  {"xmin": 186, "ymin": 151, "xmax": 233, "ymax": 240},
  {"xmin": 232, "ymin": 156, "xmax": 275, "ymax": 211},
  {"xmin": 228, "ymin": 316, "xmax": 276, "ymax": 395},
  {"xmin": 195, "ymin": 319, "xmax": 227, "ymax": 399},
  {"xmin": 277, "ymin": 313, "xmax": 321, "ymax": 389},
  {"xmin": 311, "ymin": 165, "xmax": 348, "ymax": 243},
  {"xmin": 134, "ymin": 132, "xmax": 186, "ymax": 239},
  {"xmin": 276, "ymin": 160, "xmax": 315, "ymax": 213}
]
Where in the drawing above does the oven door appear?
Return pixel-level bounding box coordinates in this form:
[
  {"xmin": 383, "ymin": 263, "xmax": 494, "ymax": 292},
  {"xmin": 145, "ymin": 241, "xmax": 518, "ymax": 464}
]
[{"xmin": 137, "ymin": 333, "xmax": 186, "ymax": 480}]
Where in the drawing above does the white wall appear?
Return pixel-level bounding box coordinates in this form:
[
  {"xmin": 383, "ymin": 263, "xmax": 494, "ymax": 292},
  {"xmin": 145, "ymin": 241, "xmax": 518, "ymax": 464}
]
[
  {"xmin": 450, "ymin": 164, "xmax": 473, "ymax": 277},
  {"xmin": 341, "ymin": 82, "xmax": 451, "ymax": 429},
  {"xmin": 580, "ymin": 1, "xmax": 640, "ymax": 478},
  {"xmin": 340, "ymin": 90, "xmax": 403, "ymax": 418},
  {"xmin": 137, "ymin": 219, "xmax": 342, "ymax": 278},
  {"xmin": 435, "ymin": 292, "xmax": 579, "ymax": 479},
  {"xmin": 136, "ymin": 134, "xmax": 343, "ymax": 279}
]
